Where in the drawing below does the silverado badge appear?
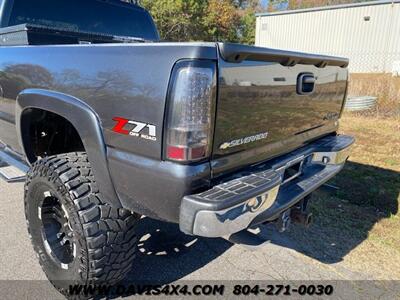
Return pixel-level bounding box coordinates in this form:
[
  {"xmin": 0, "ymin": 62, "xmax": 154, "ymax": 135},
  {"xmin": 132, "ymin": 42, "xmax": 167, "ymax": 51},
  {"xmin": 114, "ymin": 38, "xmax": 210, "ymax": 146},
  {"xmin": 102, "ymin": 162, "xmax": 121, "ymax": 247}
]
[{"xmin": 219, "ymin": 132, "xmax": 269, "ymax": 150}]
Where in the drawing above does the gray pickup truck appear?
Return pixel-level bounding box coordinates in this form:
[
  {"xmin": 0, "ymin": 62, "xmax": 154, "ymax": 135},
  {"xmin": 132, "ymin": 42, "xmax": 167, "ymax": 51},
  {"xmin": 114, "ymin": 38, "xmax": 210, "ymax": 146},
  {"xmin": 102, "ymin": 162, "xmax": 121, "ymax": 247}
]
[{"xmin": 0, "ymin": 0, "xmax": 353, "ymax": 295}]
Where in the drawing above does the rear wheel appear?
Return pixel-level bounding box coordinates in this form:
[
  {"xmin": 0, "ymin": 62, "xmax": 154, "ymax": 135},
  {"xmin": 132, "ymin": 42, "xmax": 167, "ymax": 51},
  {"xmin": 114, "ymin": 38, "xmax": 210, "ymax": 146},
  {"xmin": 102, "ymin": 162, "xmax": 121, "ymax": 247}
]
[{"xmin": 24, "ymin": 152, "xmax": 140, "ymax": 296}]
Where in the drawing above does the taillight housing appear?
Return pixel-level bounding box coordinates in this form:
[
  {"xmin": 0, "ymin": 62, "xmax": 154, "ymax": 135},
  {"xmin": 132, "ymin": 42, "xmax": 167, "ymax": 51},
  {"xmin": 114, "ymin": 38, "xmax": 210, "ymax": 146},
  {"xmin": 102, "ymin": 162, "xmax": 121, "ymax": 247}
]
[{"xmin": 164, "ymin": 60, "xmax": 217, "ymax": 162}]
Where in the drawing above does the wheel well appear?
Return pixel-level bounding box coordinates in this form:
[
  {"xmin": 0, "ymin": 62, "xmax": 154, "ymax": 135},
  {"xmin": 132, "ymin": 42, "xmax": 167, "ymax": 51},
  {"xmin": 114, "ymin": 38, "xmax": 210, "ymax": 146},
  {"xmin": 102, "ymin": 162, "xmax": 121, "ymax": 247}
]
[{"xmin": 20, "ymin": 108, "xmax": 84, "ymax": 163}]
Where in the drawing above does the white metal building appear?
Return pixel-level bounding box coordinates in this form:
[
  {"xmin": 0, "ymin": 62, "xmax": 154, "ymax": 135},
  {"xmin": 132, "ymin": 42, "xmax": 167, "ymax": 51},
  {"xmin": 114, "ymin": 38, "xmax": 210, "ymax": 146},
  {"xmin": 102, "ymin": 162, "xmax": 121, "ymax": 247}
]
[{"xmin": 255, "ymin": 0, "xmax": 400, "ymax": 73}]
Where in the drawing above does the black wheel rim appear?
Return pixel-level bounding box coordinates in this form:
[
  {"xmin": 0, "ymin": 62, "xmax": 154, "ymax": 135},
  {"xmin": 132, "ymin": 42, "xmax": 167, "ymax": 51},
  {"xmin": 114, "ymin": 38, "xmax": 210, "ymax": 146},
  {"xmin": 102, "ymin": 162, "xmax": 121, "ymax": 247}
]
[{"xmin": 40, "ymin": 192, "xmax": 75, "ymax": 268}]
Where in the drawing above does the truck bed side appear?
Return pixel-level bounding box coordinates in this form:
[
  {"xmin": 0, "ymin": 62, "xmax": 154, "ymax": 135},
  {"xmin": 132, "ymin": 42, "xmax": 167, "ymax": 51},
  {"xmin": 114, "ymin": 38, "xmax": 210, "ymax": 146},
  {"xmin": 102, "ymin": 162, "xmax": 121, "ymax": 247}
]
[{"xmin": 0, "ymin": 42, "xmax": 217, "ymax": 221}]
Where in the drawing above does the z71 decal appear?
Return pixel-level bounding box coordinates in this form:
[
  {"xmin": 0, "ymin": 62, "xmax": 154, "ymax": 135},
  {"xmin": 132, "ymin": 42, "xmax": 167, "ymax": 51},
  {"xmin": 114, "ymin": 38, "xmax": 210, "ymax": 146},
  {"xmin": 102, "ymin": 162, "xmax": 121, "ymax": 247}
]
[{"xmin": 112, "ymin": 117, "xmax": 157, "ymax": 141}]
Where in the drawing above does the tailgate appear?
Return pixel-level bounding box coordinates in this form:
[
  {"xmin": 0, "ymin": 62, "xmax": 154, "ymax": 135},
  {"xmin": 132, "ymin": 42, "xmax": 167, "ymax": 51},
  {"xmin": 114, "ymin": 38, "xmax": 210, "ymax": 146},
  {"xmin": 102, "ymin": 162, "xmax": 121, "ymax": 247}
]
[{"xmin": 212, "ymin": 43, "xmax": 349, "ymax": 177}]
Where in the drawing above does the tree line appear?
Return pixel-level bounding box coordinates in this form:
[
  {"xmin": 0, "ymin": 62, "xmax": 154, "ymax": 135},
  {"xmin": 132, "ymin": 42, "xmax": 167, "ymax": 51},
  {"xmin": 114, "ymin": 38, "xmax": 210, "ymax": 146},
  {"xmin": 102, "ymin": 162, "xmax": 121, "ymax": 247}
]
[
  {"xmin": 136, "ymin": 0, "xmax": 372, "ymax": 44},
  {"xmin": 140, "ymin": 0, "xmax": 261, "ymax": 44}
]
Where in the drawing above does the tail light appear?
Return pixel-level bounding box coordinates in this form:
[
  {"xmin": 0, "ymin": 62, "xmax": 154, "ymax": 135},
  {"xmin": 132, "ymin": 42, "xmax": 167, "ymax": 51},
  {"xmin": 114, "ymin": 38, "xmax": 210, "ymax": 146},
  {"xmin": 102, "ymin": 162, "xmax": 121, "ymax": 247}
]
[{"xmin": 164, "ymin": 60, "xmax": 217, "ymax": 162}]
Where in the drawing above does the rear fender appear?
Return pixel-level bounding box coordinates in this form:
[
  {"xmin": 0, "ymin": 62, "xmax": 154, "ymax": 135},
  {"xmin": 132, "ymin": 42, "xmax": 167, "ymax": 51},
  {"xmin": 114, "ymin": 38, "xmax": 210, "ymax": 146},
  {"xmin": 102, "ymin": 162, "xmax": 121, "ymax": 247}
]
[{"xmin": 16, "ymin": 88, "xmax": 122, "ymax": 208}]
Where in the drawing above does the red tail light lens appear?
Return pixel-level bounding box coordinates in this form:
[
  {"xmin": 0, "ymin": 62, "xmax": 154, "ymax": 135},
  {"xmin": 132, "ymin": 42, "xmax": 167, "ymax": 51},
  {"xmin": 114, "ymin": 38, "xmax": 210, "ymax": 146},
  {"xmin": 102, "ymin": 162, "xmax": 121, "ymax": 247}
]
[{"xmin": 165, "ymin": 60, "xmax": 217, "ymax": 162}]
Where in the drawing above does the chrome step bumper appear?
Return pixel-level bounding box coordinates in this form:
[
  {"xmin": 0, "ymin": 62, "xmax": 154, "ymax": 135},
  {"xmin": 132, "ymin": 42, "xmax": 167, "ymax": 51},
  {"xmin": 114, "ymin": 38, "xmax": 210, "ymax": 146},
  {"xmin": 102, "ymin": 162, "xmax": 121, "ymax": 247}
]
[{"xmin": 179, "ymin": 135, "xmax": 354, "ymax": 237}]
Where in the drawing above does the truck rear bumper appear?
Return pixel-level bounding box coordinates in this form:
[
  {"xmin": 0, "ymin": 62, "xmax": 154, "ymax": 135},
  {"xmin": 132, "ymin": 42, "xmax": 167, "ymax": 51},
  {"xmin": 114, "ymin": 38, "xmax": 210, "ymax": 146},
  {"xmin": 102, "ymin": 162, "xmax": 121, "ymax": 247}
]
[{"xmin": 179, "ymin": 134, "xmax": 354, "ymax": 237}]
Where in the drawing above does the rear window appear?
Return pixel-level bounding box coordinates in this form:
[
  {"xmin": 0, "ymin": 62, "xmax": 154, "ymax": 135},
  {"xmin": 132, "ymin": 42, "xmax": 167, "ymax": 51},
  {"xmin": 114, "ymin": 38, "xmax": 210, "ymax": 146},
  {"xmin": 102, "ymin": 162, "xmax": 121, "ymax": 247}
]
[{"xmin": 8, "ymin": 0, "xmax": 159, "ymax": 40}]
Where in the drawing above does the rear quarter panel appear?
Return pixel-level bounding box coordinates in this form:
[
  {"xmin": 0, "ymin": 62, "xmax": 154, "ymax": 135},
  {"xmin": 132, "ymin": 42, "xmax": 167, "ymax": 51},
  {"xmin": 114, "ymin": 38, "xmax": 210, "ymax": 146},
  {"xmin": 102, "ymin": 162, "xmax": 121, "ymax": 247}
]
[
  {"xmin": 0, "ymin": 42, "xmax": 217, "ymax": 222},
  {"xmin": 0, "ymin": 43, "xmax": 217, "ymax": 159}
]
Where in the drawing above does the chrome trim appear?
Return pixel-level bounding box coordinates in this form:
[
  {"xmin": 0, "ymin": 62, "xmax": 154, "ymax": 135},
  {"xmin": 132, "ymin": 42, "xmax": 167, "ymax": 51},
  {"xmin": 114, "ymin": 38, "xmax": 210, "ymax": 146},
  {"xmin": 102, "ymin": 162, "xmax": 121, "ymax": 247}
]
[
  {"xmin": 192, "ymin": 185, "xmax": 280, "ymax": 237},
  {"xmin": 312, "ymin": 145, "xmax": 352, "ymax": 165},
  {"xmin": 182, "ymin": 135, "xmax": 354, "ymax": 238}
]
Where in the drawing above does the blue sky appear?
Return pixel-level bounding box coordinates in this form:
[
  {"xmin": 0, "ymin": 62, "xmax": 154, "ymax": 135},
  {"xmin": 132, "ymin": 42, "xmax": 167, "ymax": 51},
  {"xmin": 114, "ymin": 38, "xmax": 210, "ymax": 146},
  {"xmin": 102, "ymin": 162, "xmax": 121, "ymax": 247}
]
[{"xmin": 260, "ymin": 0, "xmax": 288, "ymax": 10}]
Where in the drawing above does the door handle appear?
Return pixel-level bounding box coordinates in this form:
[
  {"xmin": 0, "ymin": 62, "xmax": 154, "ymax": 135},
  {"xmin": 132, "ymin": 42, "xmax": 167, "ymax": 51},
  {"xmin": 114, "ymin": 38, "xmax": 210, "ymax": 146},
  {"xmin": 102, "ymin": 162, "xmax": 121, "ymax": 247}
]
[{"xmin": 297, "ymin": 73, "xmax": 316, "ymax": 95}]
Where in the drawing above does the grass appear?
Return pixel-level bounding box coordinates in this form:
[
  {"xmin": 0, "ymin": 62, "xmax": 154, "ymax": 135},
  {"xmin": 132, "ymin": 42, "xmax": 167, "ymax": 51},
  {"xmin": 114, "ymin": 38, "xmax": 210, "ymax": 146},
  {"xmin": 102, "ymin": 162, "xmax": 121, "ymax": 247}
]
[
  {"xmin": 332, "ymin": 115, "xmax": 400, "ymax": 211},
  {"xmin": 348, "ymin": 73, "xmax": 400, "ymax": 117},
  {"xmin": 285, "ymin": 114, "xmax": 400, "ymax": 279}
]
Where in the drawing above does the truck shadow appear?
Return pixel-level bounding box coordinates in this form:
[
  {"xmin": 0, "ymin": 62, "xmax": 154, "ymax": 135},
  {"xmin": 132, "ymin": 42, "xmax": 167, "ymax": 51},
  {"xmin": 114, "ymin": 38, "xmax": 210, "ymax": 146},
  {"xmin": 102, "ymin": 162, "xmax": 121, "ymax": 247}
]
[
  {"xmin": 125, "ymin": 217, "xmax": 232, "ymax": 284},
  {"xmin": 124, "ymin": 161, "xmax": 398, "ymax": 284},
  {"xmin": 254, "ymin": 160, "xmax": 399, "ymax": 264}
]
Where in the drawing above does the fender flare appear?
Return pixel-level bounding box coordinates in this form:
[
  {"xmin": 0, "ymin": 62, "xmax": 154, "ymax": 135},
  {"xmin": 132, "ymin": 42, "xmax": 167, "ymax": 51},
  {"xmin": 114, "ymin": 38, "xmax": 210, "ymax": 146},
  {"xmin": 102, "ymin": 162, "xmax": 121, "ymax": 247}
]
[{"xmin": 16, "ymin": 89, "xmax": 122, "ymax": 208}]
